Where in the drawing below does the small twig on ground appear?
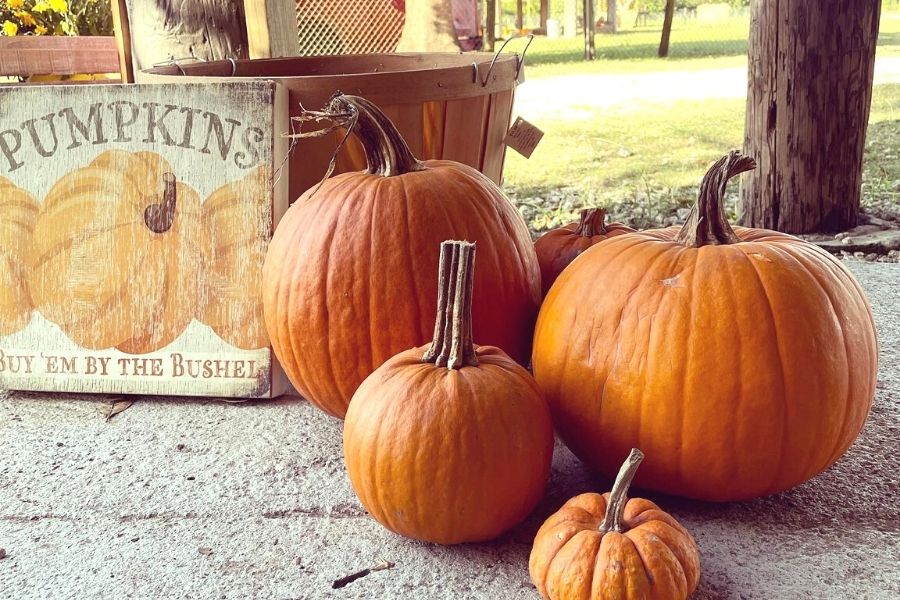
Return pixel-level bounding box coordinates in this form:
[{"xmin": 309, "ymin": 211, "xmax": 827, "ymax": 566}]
[
  {"xmin": 105, "ymin": 398, "xmax": 135, "ymax": 422},
  {"xmin": 331, "ymin": 559, "xmax": 394, "ymax": 589}
]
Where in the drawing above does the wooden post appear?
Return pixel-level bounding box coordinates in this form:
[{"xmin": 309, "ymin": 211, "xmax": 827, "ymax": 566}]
[
  {"xmin": 658, "ymin": 0, "xmax": 675, "ymax": 57},
  {"xmin": 516, "ymin": 0, "xmax": 524, "ymax": 31},
  {"xmin": 485, "ymin": 0, "xmax": 496, "ymax": 50},
  {"xmin": 243, "ymin": 0, "xmax": 300, "ymax": 58},
  {"xmin": 584, "ymin": 0, "xmax": 595, "ymax": 60},
  {"xmin": 110, "ymin": 0, "xmax": 134, "ymax": 82},
  {"xmin": 741, "ymin": 0, "xmax": 882, "ymax": 233}
]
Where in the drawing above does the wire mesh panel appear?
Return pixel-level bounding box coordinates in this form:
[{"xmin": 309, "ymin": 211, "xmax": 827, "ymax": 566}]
[{"xmin": 295, "ymin": 0, "xmax": 405, "ymax": 56}]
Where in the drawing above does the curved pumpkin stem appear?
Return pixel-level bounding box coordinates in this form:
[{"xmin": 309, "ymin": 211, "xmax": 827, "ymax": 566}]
[
  {"xmin": 675, "ymin": 150, "xmax": 757, "ymax": 247},
  {"xmin": 143, "ymin": 172, "xmax": 177, "ymax": 234},
  {"xmin": 574, "ymin": 208, "xmax": 608, "ymax": 237},
  {"xmin": 324, "ymin": 94, "xmax": 423, "ymax": 178},
  {"xmin": 423, "ymin": 241, "xmax": 478, "ymax": 370},
  {"xmin": 599, "ymin": 448, "xmax": 644, "ymax": 534}
]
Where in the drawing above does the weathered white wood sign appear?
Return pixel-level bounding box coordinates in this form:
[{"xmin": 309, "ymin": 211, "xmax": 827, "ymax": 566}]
[{"xmin": 0, "ymin": 81, "xmax": 290, "ymax": 398}]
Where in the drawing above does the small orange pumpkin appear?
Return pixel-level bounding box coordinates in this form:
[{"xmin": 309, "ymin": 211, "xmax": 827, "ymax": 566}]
[
  {"xmin": 0, "ymin": 177, "xmax": 38, "ymax": 336},
  {"xmin": 530, "ymin": 449, "xmax": 701, "ymax": 600},
  {"xmin": 263, "ymin": 95, "xmax": 541, "ymax": 418},
  {"xmin": 200, "ymin": 166, "xmax": 271, "ymax": 349},
  {"xmin": 30, "ymin": 150, "xmax": 203, "ymax": 353},
  {"xmin": 343, "ymin": 241, "xmax": 554, "ymax": 544},
  {"xmin": 534, "ymin": 208, "xmax": 634, "ymax": 296},
  {"xmin": 532, "ymin": 151, "xmax": 879, "ymax": 501}
]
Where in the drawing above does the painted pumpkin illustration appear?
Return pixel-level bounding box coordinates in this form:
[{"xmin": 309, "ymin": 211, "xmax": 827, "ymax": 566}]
[
  {"xmin": 200, "ymin": 166, "xmax": 271, "ymax": 349},
  {"xmin": 0, "ymin": 177, "xmax": 39, "ymax": 336},
  {"xmin": 30, "ymin": 150, "xmax": 203, "ymax": 353}
]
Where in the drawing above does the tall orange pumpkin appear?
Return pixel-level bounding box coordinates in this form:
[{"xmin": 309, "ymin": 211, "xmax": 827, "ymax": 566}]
[
  {"xmin": 200, "ymin": 166, "xmax": 271, "ymax": 350},
  {"xmin": 534, "ymin": 208, "xmax": 635, "ymax": 296},
  {"xmin": 344, "ymin": 241, "xmax": 554, "ymax": 544},
  {"xmin": 532, "ymin": 151, "xmax": 879, "ymax": 501},
  {"xmin": 0, "ymin": 177, "xmax": 38, "ymax": 336},
  {"xmin": 30, "ymin": 150, "xmax": 203, "ymax": 353},
  {"xmin": 263, "ymin": 95, "xmax": 541, "ymax": 418}
]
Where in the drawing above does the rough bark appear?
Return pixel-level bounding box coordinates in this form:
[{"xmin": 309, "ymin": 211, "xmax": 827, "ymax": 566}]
[
  {"xmin": 658, "ymin": 0, "xmax": 675, "ymax": 57},
  {"xmin": 741, "ymin": 0, "xmax": 881, "ymax": 234},
  {"xmin": 396, "ymin": 0, "xmax": 461, "ymax": 53}
]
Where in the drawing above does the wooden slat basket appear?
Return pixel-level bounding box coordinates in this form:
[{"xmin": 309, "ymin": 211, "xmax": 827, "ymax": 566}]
[{"xmin": 139, "ymin": 53, "xmax": 523, "ymax": 202}]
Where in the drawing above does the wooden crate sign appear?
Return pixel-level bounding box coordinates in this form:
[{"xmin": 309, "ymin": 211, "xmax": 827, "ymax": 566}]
[{"xmin": 0, "ymin": 81, "xmax": 290, "ymax": 398}]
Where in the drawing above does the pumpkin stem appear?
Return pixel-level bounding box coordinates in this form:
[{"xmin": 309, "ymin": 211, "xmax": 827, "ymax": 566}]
[
  {"xmin": 574, "ymin": 208, "xmax": 608, "ymax": 237},
  {"xmin": 143, "ymin": 172, "xmax": 177, "ymax": 234},
  {"xmin": 422, "ymin": 240, "xmax": 478, "ymax": 370},
  {"xmin": 599, "ymin": 448, "xmax": 644, "ymax": 535},
  {"xmin": 674, "ymin": 150, "xmax": 757, "ymax": 247},
  {"xmin": 325, "ymin": 94, "xmax": 424, "ymax": 178}
]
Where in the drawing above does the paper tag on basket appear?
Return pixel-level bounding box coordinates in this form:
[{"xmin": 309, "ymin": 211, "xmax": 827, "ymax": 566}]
[{"xmin": 505, "ymin": 117, "xmax": 544, "ymax": 158}]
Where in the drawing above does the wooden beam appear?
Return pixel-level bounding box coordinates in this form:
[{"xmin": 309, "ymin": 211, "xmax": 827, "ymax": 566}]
[
  {"xmin": 111, "ymin": 0, "xmax": 134, "ymax": 82},
  {"xmin": 244, "ymin": 0, "xmax": 300, "ymax": 59},
  {"xmin": 658, "ymin": 0, "xmax": 676, "ymax": 57},
  {"xmin": 0, "ymin": 37, "xmax": 121, "ymax": 76}
]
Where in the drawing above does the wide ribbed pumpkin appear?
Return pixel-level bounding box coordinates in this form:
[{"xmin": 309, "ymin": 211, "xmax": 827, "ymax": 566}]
[
  {"xmin": 263, "ymin": 95, "xmax": 541, "ymax": 418},
  {"xmin": 532, "ymin": 151, "xmax": 879, "ymax": 501},
  {"xmin": 344, "ymin": 241, "xmax": 553, "ymax": 544},
  {"xmin": 530, "ymin": 449, "xmax": 700, "ymax": 600},
  {"xmin": 534, "ymin": 208, "xmax": 634, "ymax": 296},
  {"xmin": 200, "ymin": 166, "xmax": 270, "ymax": 349},
  {"xmin": 0, "ymin": 177, "xmax": 38, "ymax": 336},
  {"xmin": 30, "ymin": 150, "xmax": 203, "ymax": 353}
]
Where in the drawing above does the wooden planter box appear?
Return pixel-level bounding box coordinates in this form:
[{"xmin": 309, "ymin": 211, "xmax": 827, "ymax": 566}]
[{"xmin": 0, "ymin": 36, "xmax": 121, "ymax": 78}]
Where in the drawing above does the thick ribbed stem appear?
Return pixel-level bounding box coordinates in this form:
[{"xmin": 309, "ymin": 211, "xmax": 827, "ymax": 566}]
[
  {"xmin": 325, "ymin": 94, "xmax": 423, "ymax": 177},
  {"xmin": 675, "ymin": 150, "xmax": 757, "ymax": 247},
  {"xmin": 598, "ymin": 448, "xmax": 644, "ymax": 534},
  {"xmin": 574, "ymin": 208, "xmax": 608, "ymax": 237},
  {"xmin": 422, "ymin": 241, "xmax": 478, "ymax": 370},
  {"xmin": 143, "ymin": 172, "xmax": 177, "ymax": 234}
]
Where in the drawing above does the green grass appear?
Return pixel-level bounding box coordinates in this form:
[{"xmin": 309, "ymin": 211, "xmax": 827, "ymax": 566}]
[{"xmin": 506, "ymin": 83, "xmax": 900, "ymax": 232}]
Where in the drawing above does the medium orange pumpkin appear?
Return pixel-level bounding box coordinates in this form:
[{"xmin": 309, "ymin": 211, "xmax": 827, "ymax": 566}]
[
  {"xmin": 30, "ymin": 150, "xmax": 203, "ymax": 353},
  {"xmin": 532, "ymin": 151, "xmax": 878, "ymax": 501},
  {"xmin": 200, "ymin": 166, "xmax": 270, "ymax": 350},
  {"xmin": 530, "ymin": 449, "xmax": 701, "ymax": 600},
  {"xmin": 263, "ymin": 95, "xmax": 541, "ymax": 418},
  {"xmin": 0, "ymin": 177, "xmax": 38, "ymax": 336},
  {"xmin": 534, "ymin": 208, "xmax": 634, "ymax": 296},
  {"xmin": 343, "ymin": 241, "xmax": 553, "ymax": 544}
]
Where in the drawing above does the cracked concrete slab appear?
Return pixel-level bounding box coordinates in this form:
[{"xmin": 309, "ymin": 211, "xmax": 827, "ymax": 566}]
[{"xmin": 1, "ymin": 261, "xmax": 898, "ymax": 599}]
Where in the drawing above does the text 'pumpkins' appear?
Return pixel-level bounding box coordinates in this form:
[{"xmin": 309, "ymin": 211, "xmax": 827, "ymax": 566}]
[
  {"xmin": 344, "ymin": 241, "xmax": 553, "ymax": 543},
  {"xmin": 530, "ymin": 449, "xmax": 700, "ymax": 600},
  {"xmin": 0, "ymin": 177, "xmax": 38, "ymax": 336},
  {"xmin": 29, "ymin": 150, "xmax": 203, "ymax": 353},
  {"xmin": 532, "ymin": 151, "xmax": 878, "ymax": 501},
  {"xmin": 263, "ymin": 95, "xmax": 541, "ymax": 418}
]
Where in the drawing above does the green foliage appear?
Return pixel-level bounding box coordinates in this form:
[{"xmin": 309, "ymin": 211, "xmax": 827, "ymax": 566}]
[{"xmin": 0, "ymin": 0, "xmax": 112, "ymax": 37}]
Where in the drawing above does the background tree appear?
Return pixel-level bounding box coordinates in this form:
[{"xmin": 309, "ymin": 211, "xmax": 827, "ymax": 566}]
[{"xmin": 396, "ymin": 0, "xmax": 460, "ymax": 52}]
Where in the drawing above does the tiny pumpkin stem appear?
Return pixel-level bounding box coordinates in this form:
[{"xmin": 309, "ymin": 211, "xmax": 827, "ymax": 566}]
[
  {"xmin": 325, "ymin": 94, "xmax": 424, "ymax": 177},
  {"xmin": 599, "ymin": 448, "xmax": 645, "ymax": 535},
  {"xmin": 574, "ymin": 208, "xmax": 608, "ymax": 237},
  {"xmin": 674, "ymin": 150, "xmax": 757, "ymax": 248},
  {"xmin": 422, "ymin": 241, "xmax": 478, "ymax": 370},
  {"xmin": 143, "ymin": 172, "xmax": 177, "ymax": 234}
]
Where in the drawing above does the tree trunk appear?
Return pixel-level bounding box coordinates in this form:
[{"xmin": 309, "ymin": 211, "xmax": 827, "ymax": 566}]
[
  {"xmin": 485, "ymin": 0, "xmax": 496, "ymax": 50},
  {"xmin": 396, "ymin": 0, "xmax": 460, "ymax": 53},
  {"xmin": 584, "ymin": 0, "xmax": 595, "ymax": 60},
  {"xmin": 658, "ymin": 0, "xmax": 675, "ymax": 57},
  {"xmin": 741, "ymin": 0, "xmax": 881, "ymax": 234},
  {"xmin": 516, "ymin": 0, "xmax": 524, "ymax": 31},
  {"xmin": 607, "ymin": 0, "xmax": 616, "ymax": 33}
]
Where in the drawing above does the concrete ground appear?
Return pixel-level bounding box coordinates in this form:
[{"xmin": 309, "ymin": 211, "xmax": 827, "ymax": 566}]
[{"xmin": 1, "ymin": 260, "xmax": 898, "ymax": 600}]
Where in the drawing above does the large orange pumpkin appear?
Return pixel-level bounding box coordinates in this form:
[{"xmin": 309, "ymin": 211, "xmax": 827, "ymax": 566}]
[
  {"xmin": 534, "ymin": 208, "xmax": 634, "ymax": 296},
  {"xmin": 530, "ymin": 449, "xmax": 701, "ymax": 600},
  {"xmin": 30, "ymin": 150, "xmax": 203, "ymax": 353},
  {"xmin": 532, "ymin": 151, "xmax": 878, "ymax": 501},
  {"xmin": 0, "ymin": 177, "xmax": 38, "ymax": 336},
  {"xmin": 343, "ymin": 241, "xmax": 553, "ymax": 543},
  {"xmin": 200, "ymin": 166, "xmax": 270, "ymax": 349},
  {"xmin": 263, "ymin": 94, "xmax": 541, "ymax": 418}
]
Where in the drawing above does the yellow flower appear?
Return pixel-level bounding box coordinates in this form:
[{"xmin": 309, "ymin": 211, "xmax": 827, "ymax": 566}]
[
  {"xmin": 8, "ymin": 0, "xmax": 25, "ymax": 9},
  {"xmin": 34, "ymin": 24, "xmax": 48, "ymax": 35},
  {"xmin": 2, "ymin": 21, "xmax": 18, "ymax": 36},
  {"xmin": 49, "ymin": 0, "xmax": 68, "ymax": 13},
  {"xmin": 32, "ymin": 2, "xmax": 49, "ymax": 13},
  {"xmin": 16, "ymin": 11, "xmax": 36, "ymax": 27}
]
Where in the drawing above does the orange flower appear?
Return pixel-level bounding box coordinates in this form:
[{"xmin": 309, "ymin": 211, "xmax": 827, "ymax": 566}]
[{"xmin": 16, "ymin": 11, "xmax": 37, "ymax": 27}]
